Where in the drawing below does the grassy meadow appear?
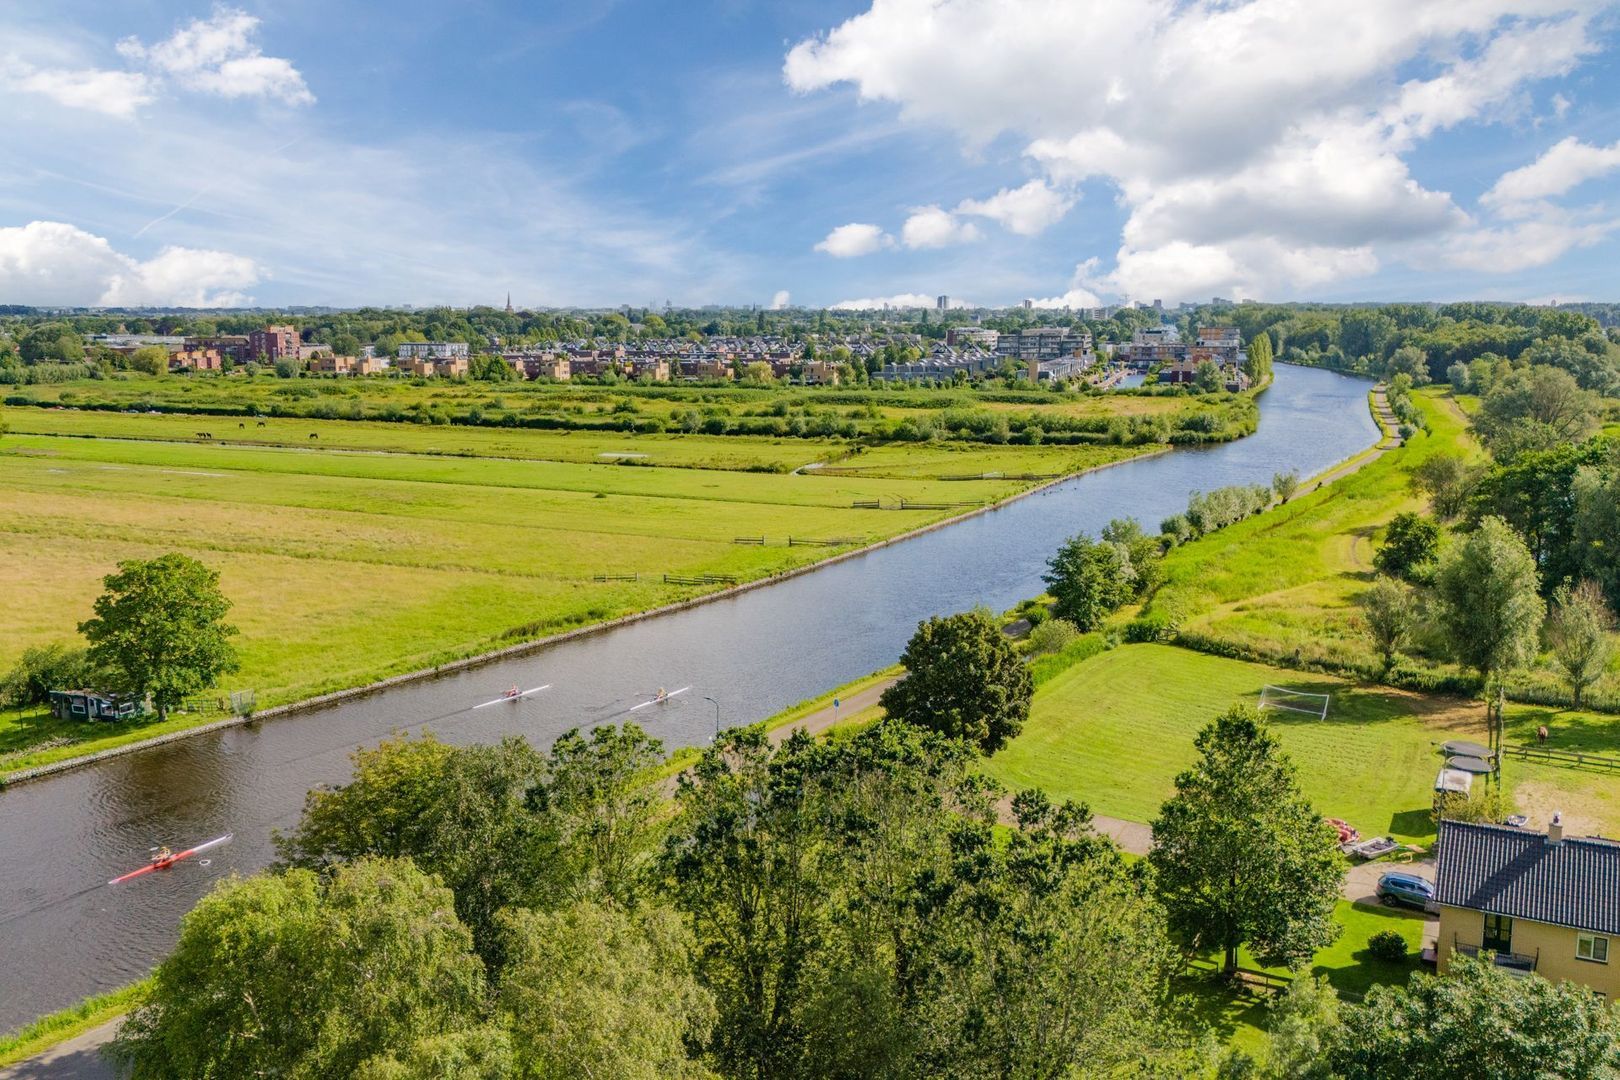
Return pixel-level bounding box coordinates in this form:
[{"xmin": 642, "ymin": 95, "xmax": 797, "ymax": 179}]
[
  {"xmin": 1135, "ymin": 387, "xmax": 1479, "ymax": 673},
  {"xmin": 983, "ymin": 643, "xmax": 1620, "ymax": 843},
  {"xmin": 0, "ymin": 404, "xmax": 1151, "ymax": 774}
]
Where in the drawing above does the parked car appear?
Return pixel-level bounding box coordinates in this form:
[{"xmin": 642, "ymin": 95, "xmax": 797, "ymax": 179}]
[{"xmin": 1376, "ymin": 871, "xmax": 1434, "ymax": 910}]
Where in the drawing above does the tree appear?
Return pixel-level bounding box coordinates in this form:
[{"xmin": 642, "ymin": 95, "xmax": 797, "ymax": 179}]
[
  {"xmin": 1373, "ymin": 512, "xmax": 1441, "ymax": 581},
  {"xmin": 1360, "ymin": 576, "xmax": 1416, "ymax": 673},
  {"xmin": 1411, "ymin": 452, "xmax": 1479, "ymax": 520},
  {"xmin": 533, "ymin": 723, "xmax": 665, "ymax": 905},
  {"xmin": 1474, "ymin": 366, "xmax": 1599, "ymax": 461},
  {"xmin": 1573, "ymin": 462, "xmax": 1620, "ymax": 610},
  {"xmin": 1101, "ymin": 516, "xmax": 1164, "ymax": 596},
  {"xmin": 1545, "ymin": 580, "xmax": 1615, "ymax": 709},
  {"xmin": 497, "ymin": 901, "xmax": 715, "ymax": 1080},
  {"xmin": 1432, "ymin": 516, "xmax": 1545, "ymax": 684},
  {"xmin": 0, "ymin": 642, "xmax": 104, "ymax": 707},
  {"xmin": 277, "ymin": 733, "xmax": 556, "ymax": 968},
  {"xmin": 127, "ymin": 345, "xmax": 169, "ymax": 375},
  {"xmin": 1150, "ymin": 707, "xmax": 1343, "ymax": 975},
  {"xmin": 880, "ymin": 608, "xmax": 1032, "ymax": 753},
  {"xmin": 109, "ymin": 859, "xmax": 490, "ymax": 1079},
  {"xmin": 1254, "ymin": 976, "xmax": 1341, "ymax": 1080},
  {"xmin": 1329, "ymin": 954, "xmax": 1620, "ymax": 1079},
  {"xmin": 1245, "ymin": 331, "xmax": 1275, "ymax": 384},
  {"xmin": 78, "ymin": 553, "xmax": 238, "ymax": 722},
  {"xmin": 1194, "ymin": 359, "xmax": 1224, "ymax": 393},
  {"xmin": 1044, "ymin": 533, "xmax": 1137, "ymax": 630},
  {"xmin": 1386, "ymin": 345, "xmax": 1431, "ymax": 385},
  {"xmin": 1272, "ymin": 470, "xmax": 1301, "ymax": 503}
]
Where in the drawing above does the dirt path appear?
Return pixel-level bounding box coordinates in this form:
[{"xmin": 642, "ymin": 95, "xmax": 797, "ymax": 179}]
[
  {"xmin": 0, "ymin": 1019, "xmax": 120, "ymax": 1080},
  {"xmin": 1299, "ymin": 384, "xmax": 1399, "ymax": 495}
]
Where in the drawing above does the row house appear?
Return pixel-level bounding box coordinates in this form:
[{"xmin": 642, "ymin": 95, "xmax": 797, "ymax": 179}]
[
  {"xmin": 186, "ymin": 335, "xmax": 252, "ymax": 364},
  {"xmin": 308, "ymin": 355, "xmax": 386, "ymax": 376},
  {"xmin": 408, "ymin": 356, "xmax": 469, "ymax": 378}
]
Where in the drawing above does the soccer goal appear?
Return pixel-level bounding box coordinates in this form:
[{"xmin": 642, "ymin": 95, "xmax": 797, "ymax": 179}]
[{"xmin": 1259, "ymin": 685, "xmax": 1330, "ymax": 720}]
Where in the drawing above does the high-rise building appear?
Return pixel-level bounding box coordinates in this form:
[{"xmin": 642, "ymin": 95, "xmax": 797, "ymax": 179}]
[
  {"xmin": 936, "ymin": 294, "xmax": 949, "ymax": 311},
  {"xmin": 248, "ymin": 325, "xmax": 299, "ymax": 362},
  {"xmin": 1022, "ymin": 298, "xmax": 1034, "ymax": 310}
]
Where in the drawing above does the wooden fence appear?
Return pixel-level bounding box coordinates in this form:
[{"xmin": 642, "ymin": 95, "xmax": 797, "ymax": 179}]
[{"xmin": 1501, "ymin": 743, "xmax": 1620, "ymax": 772}]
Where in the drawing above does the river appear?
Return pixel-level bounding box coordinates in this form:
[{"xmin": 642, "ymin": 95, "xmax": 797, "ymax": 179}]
[{"xmin": 0, "ymin": 364, "xmax": 1377, "ymax": 1031}]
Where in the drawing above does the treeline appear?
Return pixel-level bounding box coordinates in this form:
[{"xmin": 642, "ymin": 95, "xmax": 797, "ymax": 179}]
[{"xmin": 1195, "ymin": 301, "xmax": 1620, "ymax": 395}]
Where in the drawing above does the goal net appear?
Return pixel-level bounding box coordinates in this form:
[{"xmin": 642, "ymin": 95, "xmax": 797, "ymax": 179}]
[{"xmin": 1258, "ymin": 685, "xmax": 1330, "ymax": 720}]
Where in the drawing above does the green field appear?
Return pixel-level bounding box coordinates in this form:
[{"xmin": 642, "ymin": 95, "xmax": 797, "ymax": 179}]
[
  {"xmin": 983, "ymin": 643, "xmax": 1620, "ymax": 843},
  {"xmin": 1136, "ymin": 388, "xmax": 1478, "ymax": 674},
  {"xmin": 0, "ymin": 408, "xmax": 1150, "ymax": 773}
]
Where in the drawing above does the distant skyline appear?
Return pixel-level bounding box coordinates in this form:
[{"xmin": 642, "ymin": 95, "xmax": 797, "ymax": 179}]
[{"xmin": 2, "ymin": 1, "xmax": 1619, "ymax": 309}]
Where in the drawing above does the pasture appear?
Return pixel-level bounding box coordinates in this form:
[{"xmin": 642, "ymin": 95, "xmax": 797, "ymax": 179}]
[{"xmin": 0, "ymin": 409, "xmax": 1149, "ymax": 771}]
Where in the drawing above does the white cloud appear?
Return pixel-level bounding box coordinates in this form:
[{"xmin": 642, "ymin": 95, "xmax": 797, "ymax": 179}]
[
  {"xmin": 788, "ymin": 0, "xmax": 1610, "ymax": 301},
  {"xmin": 0, "ymin": 221, "xmax": 260, "ymax": 306},
  {"xmin": 954, "ymin": 179, "xmax": 1075, "ymax": 236},
  {"xmin": 900, "ymin": 205, "xmax": 980, "ymax": 249},
  {"xmin": 1024, "ymin": 259, "xmax": 1106, "ymax": 309},
  {"xmin": 1438, "ymin": 213, "xmax": 1616, "ymax": 272},
  {"xmin": 831, "ymin": 292, "xmax": 947, "ymax": 309},
  {"xmin": 770, "ymin": 289, "xmax": 791, "ymax": 309},
  {"xmin": 1, "ymin": 63, "xmax": 152, "ymax": 116},
  {"xmin": 1483, "ymin": 136, "xmax": 1620, "ymax": 209},
  {"xmin": 814, "ymin": 222, "xmax": 892, "ymax": 257},
  {"xmin": 118, "ymin": 8, "xmax": 313, "ymax": 105}
]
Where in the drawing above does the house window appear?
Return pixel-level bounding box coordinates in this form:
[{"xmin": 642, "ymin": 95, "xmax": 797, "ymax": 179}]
[
  {"xmin": 1483, "ymin": 914, "xmax": 1514, "ymax": 954},
  {"xmin": 1578, "ymin": 934, "xmax": 1609, "ymax": 964}
]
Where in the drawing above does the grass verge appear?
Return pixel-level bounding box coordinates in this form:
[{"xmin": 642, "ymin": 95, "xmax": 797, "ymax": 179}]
[{"xmin": 0, "ymin": 979, "xmax": 149, "ymax": 1069}]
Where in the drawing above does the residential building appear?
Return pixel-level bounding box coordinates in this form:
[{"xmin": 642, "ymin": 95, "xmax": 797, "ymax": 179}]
[
  {"xmin": 946, "ymin": 327, "xmax": 998, "ymax": 350},
  {"xmin": 186, "ymin": 335, "xmax": 252, "ymax": 364},
  {"xmin": 86, "ymin": 333, "xmax": 185, "ymax": 356},
  {"xmin": 407, "ymin": 356, "xmax": 469, "ymax": 378},
  {"xmin": 308, "ymin": 355, "xmax": 385, "ymax": 375},
  {"xmin": 936, "ymin": 294, "xmax": 949, "ymax": 311},
  {"xmin": 996, "ymin": 327, "xmax": 1094, "ymax": 363},
  {"xmin": 799, "ymin": 360, "xmax": 841, "ymax": 385},
  {"xmin": 168, "ymin": 348, "xmax": 224, "ymax": 372},
  {"xmin": 248, "ymin": 324, "xmax": 300, "ymax": 362},
  {"xmin": 1434, "ymin": 818, "xmax": 1620, "ymax": 998},
  {"xmin": 397, "ymin": 341, "xmax": 471, "ymax": 361}
]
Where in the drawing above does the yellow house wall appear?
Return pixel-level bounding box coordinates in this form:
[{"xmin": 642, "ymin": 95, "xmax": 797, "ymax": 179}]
[{"xmin": 1437, "ymin": 905, "xmax": 1620, "ymax": 997}]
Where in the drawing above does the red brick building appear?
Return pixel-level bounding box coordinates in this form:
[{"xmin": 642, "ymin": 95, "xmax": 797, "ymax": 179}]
[{"xmin": 248, "ymin": 325, "xmax": 300, "ymax": 362}]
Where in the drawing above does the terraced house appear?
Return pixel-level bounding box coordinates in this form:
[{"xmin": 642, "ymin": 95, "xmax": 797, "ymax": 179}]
[{"xmin": 1434, "ymin": 818, "xmax": 1620, "ymax": 1000}]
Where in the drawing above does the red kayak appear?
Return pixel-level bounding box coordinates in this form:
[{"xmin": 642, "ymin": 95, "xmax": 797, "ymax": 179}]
[{"xmin": 108, "ymin": 834, "xmax": 233, "ymax": 885}]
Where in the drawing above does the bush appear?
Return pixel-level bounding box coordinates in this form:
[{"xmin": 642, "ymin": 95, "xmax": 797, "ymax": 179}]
[
  {"xmin": 1367, "ymin": 930, "xmax": 1408, "ymax": 963},
  {"xmin": 1, "ymin": 643, "xmax": 104, "ymax": 707},
  {"xmin": 1025, "ymin": 618, "xmax": 1079, "ymax": 656}
]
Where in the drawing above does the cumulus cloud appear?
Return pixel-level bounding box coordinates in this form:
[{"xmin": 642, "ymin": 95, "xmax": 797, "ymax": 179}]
[
  {"xmin": 0, "ymin": 63, "xmax": 152, "ymax": 116},
  {"xmin": 831, "ymin": 292, "xmax": 948, "ymax": 309},
  {"xmin": 1484, "ymin": 136, "xmax": 1620, "ymax": 209},
  {"xmin": 954, "ymin": 179, "xmax": 1075, "ymax": 236},
  {"xmin": 770, "ymin": 289, "xmax": 791, "ymax": 309},
  {"xmin": 0, "ymin": 221, "xmax": 260, "ymax": 306},
  {"xmin": 814, "ymin": 222, "xmax": 892, "ymax": 257},
  {"xmin": 787, "ymin": 0, "xmax": 1610, "ymax": 301},
  {"xmin": 900, "ymin": 205, "xmax": 980, "ymax": 249},
  {"xmin": 117, "ymin": 8, "xmax": 313, "ymax": 105}
]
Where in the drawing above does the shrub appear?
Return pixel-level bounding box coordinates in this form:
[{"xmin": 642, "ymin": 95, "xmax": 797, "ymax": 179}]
[
  {"xmin": 1367, "ymin": 930, "xmax": 1407, "ymax": 963},
  {"xmin": 2, "ymin": 643, "xmax": 105, "ymax": 707},
  {"xmin": 1025, "ymin": 618, "xmax": 1079, "ymax": 656}
]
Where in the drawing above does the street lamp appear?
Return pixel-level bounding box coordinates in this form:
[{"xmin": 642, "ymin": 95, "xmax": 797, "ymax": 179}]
[{"xmin": 703, "ymin": 696, "xmax": 721, "ymax": 740}]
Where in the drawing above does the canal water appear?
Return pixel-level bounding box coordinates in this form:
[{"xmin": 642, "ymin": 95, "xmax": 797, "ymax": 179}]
[{"xmin": 0, "ymin": 364, "xmax": 1377, "ymax": 1030}]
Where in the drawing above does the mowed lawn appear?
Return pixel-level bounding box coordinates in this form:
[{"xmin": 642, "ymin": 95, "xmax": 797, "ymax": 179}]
[
  {"xmin": 984, "ymin": 643, "xmax": 1620, "ymax": 843},
  {"xmin": 0, "ymin": 419, "xmax": 1153, "ymax": 771}
]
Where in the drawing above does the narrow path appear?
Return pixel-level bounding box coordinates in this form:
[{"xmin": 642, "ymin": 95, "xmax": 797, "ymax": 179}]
[
  {"xmin": 0, "ymin": 1019, "xmax": 120, "ymax": 1080},
  {"xmin": 1298, "ymin": 384, "xmax": 1399, "ymax": 496}
]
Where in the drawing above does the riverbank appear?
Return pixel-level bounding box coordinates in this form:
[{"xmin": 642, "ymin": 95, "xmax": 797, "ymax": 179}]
[{"xmin": 1, "ymin": 443, "xmax": 1169, "ymax": 785}]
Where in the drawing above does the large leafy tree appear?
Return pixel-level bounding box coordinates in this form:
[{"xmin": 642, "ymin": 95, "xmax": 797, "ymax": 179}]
[
  {"xmin": 497, "ymin": 901, "xmax": 715, "ymax": 1080},
  {"xmin": 1044, "ymin": 533, "xmax": 1136, "ymax": 631},
  {"xmin": 880, "ymin": 608, "xmax": 1032, "ymax": 753},
  {"xmin": 1473, "ymin": 366, "xmax": 1600, "ymax": 461},
  {"xmin": 1150, "ymin": 707, "xmax": 1343, "ymax": 975},
  {"xmin": 1470, "ymin": 440, "xmax": 1609, "ymax": 592},
  {"xmin": 1373, "ymin": 512, "xmax": 1441, "ymax": 582},
  {"xmin": 109, "ymin": 858, "xmax": 490, "ymax": 1079},
  {"xmin": 276, "ymin": 733, "xmax": 557, "ymax": 968},
  {"xmin": 1573, "ymin": 460, "xmax": 1620, "ymax": 608},
  {"xmin": 1431, "ymin": 516, "xmax": 1545, "ymax": 684},
  {"xmin": 78, "ymin": 553, "xmax": 239, "ymax": 721},
  {"xmin": 1360, "ymin": 576, "xmax": 1416, "ymax": 673},
  {"xmin": 1329, "ymin": 954, "xmax": 1620, "ymax": 1079}
]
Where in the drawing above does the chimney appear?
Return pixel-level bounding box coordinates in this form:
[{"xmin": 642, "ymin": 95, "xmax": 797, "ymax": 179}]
[{"xmin": 1547, "ymin": 812, "xmax": 1564, "ymax": 844}]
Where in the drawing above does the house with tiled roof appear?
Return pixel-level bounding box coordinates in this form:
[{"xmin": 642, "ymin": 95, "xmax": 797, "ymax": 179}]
[{"xmin": 1434, "ymin": 817, "xmax": 1620, "ymax": 999}]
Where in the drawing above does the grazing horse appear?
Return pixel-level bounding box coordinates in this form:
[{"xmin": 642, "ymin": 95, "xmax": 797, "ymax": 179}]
[
  {"xmin": 1537, "ymin": 725, "xmax": 1549, "ymax": 745},
  {"xmin": 239, "ymin": 422, "xmax": 245, "ymax": 429},
  {"xmin": 257, "ymin": 420, "xmax": 267, "ymax": 427},
  {"xmin": 196, "ymin": 431, "xmax": 212, "ymax": 439},
  {"xmin": 309, "ymin": 433, "xmax": 319, "ymax": 440}
]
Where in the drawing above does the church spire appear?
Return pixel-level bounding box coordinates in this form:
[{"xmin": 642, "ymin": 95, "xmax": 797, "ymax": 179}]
[{"xmin": 504, "ymin": 292, "xmax": 513, "ymax": 314}]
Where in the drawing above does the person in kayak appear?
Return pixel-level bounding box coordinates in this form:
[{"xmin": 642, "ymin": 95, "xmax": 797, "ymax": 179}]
[
  {"xmin": 506, "ymin": 684, "xmax": 521, "ymax": 699},
  {"xmin": 656, "ymin": 687, "xmax": 668, "ymax": 703},
  {"xmin": 152, "ymin": 846, "xmax": 173, "ymax": 867}
]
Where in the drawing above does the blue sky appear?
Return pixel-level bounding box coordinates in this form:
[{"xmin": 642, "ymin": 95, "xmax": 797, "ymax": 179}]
[{"xmin": 2, "ymin": 0, "xmax": 1619, "ymax": 309}]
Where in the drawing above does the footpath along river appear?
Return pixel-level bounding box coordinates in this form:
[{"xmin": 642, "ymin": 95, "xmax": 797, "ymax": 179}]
[{"xmin": 0, "ymin": 364, "xmax": 1378, "ymax": 1032}]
